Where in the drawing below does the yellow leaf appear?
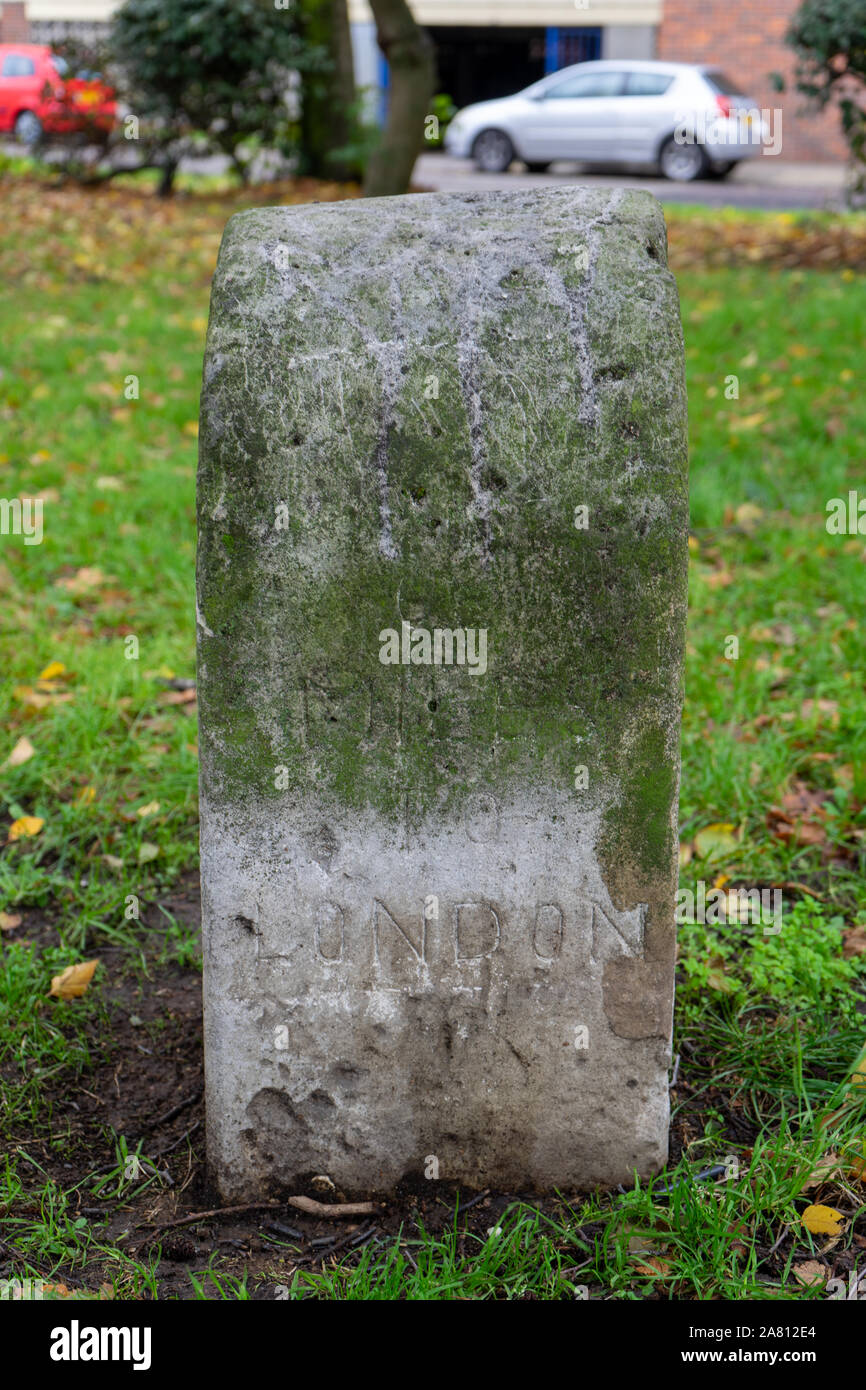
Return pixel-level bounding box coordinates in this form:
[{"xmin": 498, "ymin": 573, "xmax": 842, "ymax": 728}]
[
  {"xmin": 76, "ymin": 786, "xmax": 96, "ymax": 805},
  {"xmin": 138, "ymin": 842, "xmax": 159, "ymax": 864},
  {"xmin": 733, "ymin": 413, "xmax": 766, "ymax": 431},
  {"xmin": 182, "ymin": 420, "xmax": 200, "ymax": 437},
  {"xmin": 0, "ymin": 911, "xmax": 22, "ymax": 931},
  {"xmin": 4, "ymin": 736, "xmax": 35, "ymax": 767},
  {"xmin": 8, "ymin": 815, "xmax": 44, "ymax": 842},
  {"xmin": 103, "ymin": 854, "xmax": 124, "ymax": 873},
  {"xmin": 688, "ymin": 536, "xmax": 700, "ymax": 554},
  {"xmin": 801, "ymin": 1204, "xmax": 845, "ymax": 1236},
  {"xmin": 136, "ymin": 800, "xmax": 160, "ymax": 818},
  {"xmin": 38, "ymin": 660, "xmax": 67, "ymax": 681},
  {"xmin": 850, "ymin": 1049, "xmax": 866, "ymax": 1090},
  {"xmin": 693, "ymin": 823, "xmax": 738, "ymax": 859},
  {"xmin": 50, "ymin": 959, "xmax": 100, "ymax": 1000},
  {"xmin": 735, "ymin": 502, "xmax": 763, "ymax": 526}
]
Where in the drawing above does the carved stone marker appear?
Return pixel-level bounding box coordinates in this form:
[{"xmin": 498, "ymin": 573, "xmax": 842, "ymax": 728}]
[{"xmin": 198, "ymin": 187, "xmax": 688, "ymax": 1199}]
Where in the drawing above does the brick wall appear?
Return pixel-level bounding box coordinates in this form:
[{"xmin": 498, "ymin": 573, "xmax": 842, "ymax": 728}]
[
  {"xmin": 0, "ymin": 3, "xmax": 31, "ymax": 43},
  {"xmin": 657, "ymin": 0, "xmax": 848, "ymax": 162}
]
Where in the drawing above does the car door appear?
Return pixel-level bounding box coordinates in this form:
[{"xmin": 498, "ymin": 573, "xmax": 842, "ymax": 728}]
[
  {"xmin": 616, "ymin": 70, "xmax": 678, "ymax": 162},
  {"xmin": 519, "ymin": 69, "xmax": 627, "ymax": 163},
  {"xmin": 0, "ymin": 50, "xmax": 39, "ymax": 129}
]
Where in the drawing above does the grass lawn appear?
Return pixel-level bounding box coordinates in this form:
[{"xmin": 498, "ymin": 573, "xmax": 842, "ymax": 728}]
[{"xmin": 0, "ymin": 178, "xmax": 864, "ymax": 1300}]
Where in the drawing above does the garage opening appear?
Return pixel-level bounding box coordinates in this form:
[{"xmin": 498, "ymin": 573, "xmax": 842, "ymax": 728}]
[{"xmin": 427, "ymin": 26, "xmax": 604, "ymax": 109}]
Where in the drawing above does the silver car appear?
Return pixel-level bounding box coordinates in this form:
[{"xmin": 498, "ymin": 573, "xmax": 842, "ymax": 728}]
[{"xmin": 444, "ymin": 60, "xmax": 768, "ymax": 181}]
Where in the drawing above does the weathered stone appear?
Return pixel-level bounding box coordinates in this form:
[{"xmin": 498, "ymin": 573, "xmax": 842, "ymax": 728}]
[{"xmin": 197, "ymin": 187, "xmax": 688, "ymax": 1199}]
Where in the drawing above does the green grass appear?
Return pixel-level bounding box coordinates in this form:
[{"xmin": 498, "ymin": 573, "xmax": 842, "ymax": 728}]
[{"xmin": 0, "ymin": 180, "xmax": 864, "ymax": 1299}]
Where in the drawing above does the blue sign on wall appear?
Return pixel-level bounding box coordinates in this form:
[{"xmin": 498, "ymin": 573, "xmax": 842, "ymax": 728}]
[{"xmin": 545, "ymin": 27, "xmax": 603, "ymax": 74}]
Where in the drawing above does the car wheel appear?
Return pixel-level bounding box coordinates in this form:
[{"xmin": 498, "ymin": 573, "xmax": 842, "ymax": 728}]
[
  {"xmin": 524, "ymin": 161, "xmax": 550, "ymax": 174},
  {"xmin": 472, "ymin": 129, "xmax": 515, "ymax": 173},
  {"xmin": 659, "ymin": 136, "xmax": 708, "ymax": 182},
  {"xmin": 14, "ymin": 110, "xmax": 43, "ymax": 145}
]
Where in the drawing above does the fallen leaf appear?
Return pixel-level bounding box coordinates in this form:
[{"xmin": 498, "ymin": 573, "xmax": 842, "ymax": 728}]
[
  {"xmin": 76, "ymin": 785, "xmax": 96, "ymax": 805},
  {"xmin": 0, "ymin": 911, "xmax": 22, "ymax": 931},
  {"xmin": 707, "ymin": 968, "xmax": 736, "ymax": 994},
  {"xmin": 850, "ymin": 1050, "xmax": 866, "ymax": 1091},
  {"xmin": 634, "ymin": 1256, "xmax": 672, "ymax": 1277},
  {"xmin": 8, "ymin": 815, "xmax": 44, "ymax": 842},
  {"xmin": 102, "ymin": 854, "xmax": 124, "ymax": 873},
  {"xmin": 138, "ymin": 842, "xmax": 159, "ymax": 864},
  {"xmin": 57, "ymin": 566, "xmax": 104, "ymax": 595},
  {"xmin": 793, "ymin": 1260, "xmax": 826, "ymax": 1287},
  {"xmin": 801, "ymin": 1204, "xmax": 845, "ymax": 1236},
  {"xmin": 14, "ymin": 686, "xmax": 73, "ymax": 709},
  {"xmin": 693, "ymin": 823, "xmax": 738, "ymax": 859},
  {"xmin": 803, "ymin": 1153, "xmax": 841, "ymax": 1189},
  {"xmin": 157, "ymin": 688, "xmax": 197, "ymax": 706},
  {"xmin": 50, "ymin": 959, "xmax": 100, "ymax": 1000},
  {"xmin": 38, "ymin": 660, "xmax": 66, "ymax": 681},
  {"xmin": 842, "ymin": 926, "xmax": 866, "ymax": 959},
  {"xmin": 800, "ymin": 698, "xmax": 840, "ymax": 728},
  {"xmin": 136, "ymin": 800, "xmax": 160, "ymax": 818},
  {"xmin": 3, "ymin": 736, "xmax": 35, "ymax": 767}
]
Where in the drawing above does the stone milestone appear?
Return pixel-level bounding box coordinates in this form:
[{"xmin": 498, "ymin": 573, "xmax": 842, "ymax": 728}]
[{"xmin": 197, "ymin": 187, "xmax": 689, "ymax": 1199}]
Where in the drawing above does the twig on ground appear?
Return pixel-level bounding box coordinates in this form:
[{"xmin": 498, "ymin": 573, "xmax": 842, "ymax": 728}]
[
  {"xmin": 152, "ymin": 1120, "xmax": 201, "ymax": 1160},
  {"xmin": 778, "ymin": 882, "xmax": 826, "ymax": 902},
  {"xmin": 766, "ymin": 1225, "xmax": 789, "ymax": 1258},
  {"xmin": 149, "ymin": 1194, "xmax": 378, "ymax": 1233},
  {"xmin": 142, "ymin": 1089, "xmax": 203, "ymax": 1134},
  {"xmin": 287, "ymin": 1195, "xmax": 377, "ymax": 1218}
]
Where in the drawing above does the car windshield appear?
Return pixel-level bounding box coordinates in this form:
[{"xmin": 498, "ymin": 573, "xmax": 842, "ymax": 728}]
[{"xmin": 705, "ymin": 71, "xmax": 746, "ymax": 97}]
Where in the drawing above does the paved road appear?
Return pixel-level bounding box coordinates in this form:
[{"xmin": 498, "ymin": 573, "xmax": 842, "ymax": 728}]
[{"xmin": 413, "ymin": 152, "xmax": 849, "ymax": 212}]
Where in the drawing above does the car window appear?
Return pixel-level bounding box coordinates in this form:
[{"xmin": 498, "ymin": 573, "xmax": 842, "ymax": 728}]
[
  {"xmin": 51, "ymin": 55, "xmax": 69, "ymax": 78},
  {"xmin": 704, "ymin": 71, "xmax": 747, "ymax": 97},
  {"xmin": 624, "ymin": 72, "xmax": 674, "ymax": 97},
  {"xmin": 543, "ymin": 71, "xmax": 625, "ymax": 100},
  {"xmin": 1, "ymin": 54, "xmax": 36, "ymax": 77}
]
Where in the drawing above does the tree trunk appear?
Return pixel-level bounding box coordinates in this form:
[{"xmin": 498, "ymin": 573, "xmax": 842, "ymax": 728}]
[
  {"xmin": 300, "ymin": 0, "xmax": 359, "ymax": 181},
  {"xmin": 157, "ymin": 158, "xmax": 178, "ymax": 197},
  {"xmin": 363, "ymin": 0, "xmax": 434, "ymax": 198}
]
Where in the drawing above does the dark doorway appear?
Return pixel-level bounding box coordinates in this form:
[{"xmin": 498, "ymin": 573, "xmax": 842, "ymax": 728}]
[{"xmin": 427, "ymin": 26, "xmax": 547, "ymax": 108}]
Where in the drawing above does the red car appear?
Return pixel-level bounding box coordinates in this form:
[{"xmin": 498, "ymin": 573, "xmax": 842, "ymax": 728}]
[{"xmin": 0, "ymin": 43, "xmax": 116, "ymax": 143}]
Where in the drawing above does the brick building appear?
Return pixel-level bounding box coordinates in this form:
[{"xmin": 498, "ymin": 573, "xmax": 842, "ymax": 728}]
[{"xmin": 656, "ymin": 0, "xmax": 847, "ymax": 162}]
